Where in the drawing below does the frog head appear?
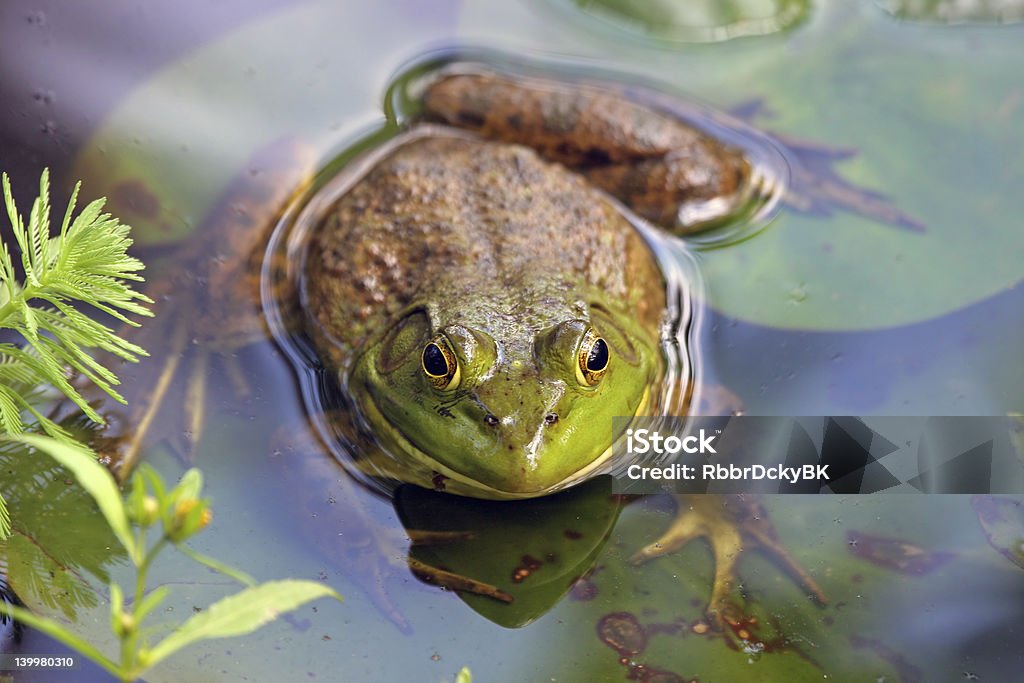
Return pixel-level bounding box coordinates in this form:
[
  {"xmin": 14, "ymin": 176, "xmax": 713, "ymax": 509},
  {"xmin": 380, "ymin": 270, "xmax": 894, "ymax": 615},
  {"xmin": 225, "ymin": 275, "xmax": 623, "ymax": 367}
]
[{"xmin": 348, "ymin": 298, "xmax": 661, "ymax": 498}]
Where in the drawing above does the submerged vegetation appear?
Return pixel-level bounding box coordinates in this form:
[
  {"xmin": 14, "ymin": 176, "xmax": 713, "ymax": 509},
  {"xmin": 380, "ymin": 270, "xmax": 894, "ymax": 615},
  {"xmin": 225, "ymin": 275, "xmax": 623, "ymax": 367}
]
[{"xmin": 0, "ymin": 171, "xmax": 341, "ymax": 680}]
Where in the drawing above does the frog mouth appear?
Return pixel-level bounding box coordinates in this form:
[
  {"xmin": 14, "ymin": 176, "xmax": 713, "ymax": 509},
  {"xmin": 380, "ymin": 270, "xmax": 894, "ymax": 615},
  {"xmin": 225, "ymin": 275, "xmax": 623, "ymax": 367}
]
[{"xmin": 359, "ymin": 385, "xmax": 651, "ymax": 500}]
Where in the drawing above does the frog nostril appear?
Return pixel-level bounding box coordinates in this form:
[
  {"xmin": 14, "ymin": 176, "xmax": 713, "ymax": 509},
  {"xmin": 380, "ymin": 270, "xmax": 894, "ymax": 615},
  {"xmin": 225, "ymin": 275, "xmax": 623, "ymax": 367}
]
[
  {"xmin": 544, "ymin": 412, "xmax": 559, "ymax": 426},
  {"xmin": 484, "ymin": 413, "xmax": 499, "ymax": 427}
]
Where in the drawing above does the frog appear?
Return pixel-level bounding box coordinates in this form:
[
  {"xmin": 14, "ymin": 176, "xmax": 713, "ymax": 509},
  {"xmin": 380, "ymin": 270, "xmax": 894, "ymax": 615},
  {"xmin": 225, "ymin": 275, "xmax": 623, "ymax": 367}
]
[
  {"xmin": 302, "ymin": 68, "xmax": 731, "ymax": 498},
  {"xmin": 295, "ymin": 65, "xmax": 832, "ymax": 631},
  {"xmin": 303, "ymin": 131, "xmax": 668, "ymax": 498}
]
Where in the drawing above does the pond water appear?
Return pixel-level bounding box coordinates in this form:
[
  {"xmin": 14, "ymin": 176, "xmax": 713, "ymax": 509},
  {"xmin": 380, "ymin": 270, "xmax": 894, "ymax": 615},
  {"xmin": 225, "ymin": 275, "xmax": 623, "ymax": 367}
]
[{"xmin": 1, "ymin": 1, "xmax": 1022, "ymax": 681}]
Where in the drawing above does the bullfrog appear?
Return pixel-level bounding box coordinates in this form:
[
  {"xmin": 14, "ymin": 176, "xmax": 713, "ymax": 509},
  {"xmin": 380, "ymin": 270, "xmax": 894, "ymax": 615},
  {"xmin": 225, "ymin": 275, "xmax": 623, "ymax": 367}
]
[
  {"xmin": 296, "ymin": 65, "xmax": 827, "ymax": 628},
  {"xmin": 301, "ymin": 66, "xmax": 750, "ymax": 499}
]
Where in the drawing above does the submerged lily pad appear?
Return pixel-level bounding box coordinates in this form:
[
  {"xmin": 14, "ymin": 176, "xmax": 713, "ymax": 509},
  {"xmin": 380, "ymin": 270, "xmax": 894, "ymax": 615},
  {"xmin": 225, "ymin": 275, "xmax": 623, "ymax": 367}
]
[
  {"xmin": 878, "ymin": 0, "xmax": 1024, "ymax": 24},
  {"xmin": 566, "ymin": 0, "xmax": 810, "ymax": 43},
  {"xmin": 455, "ymin": 2, "xmax": 1024, "ymax": 330}
]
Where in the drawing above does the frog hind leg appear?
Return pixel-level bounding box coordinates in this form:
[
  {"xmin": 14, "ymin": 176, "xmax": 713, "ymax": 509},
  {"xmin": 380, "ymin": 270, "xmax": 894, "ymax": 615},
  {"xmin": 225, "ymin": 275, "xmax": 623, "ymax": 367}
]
[
  {"xmin": 420, "ymin": 70, "xmax": 751, "ymax": 234},
  {"xmin": 631, "ymin": 495, "xmax": 826, "ymax": 630}
]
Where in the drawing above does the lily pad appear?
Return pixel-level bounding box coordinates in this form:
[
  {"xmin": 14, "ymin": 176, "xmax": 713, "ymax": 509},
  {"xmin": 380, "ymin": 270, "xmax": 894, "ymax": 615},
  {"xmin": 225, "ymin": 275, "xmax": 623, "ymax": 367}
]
[{"xmin": 70, "ymin": 0, "xmax": 1024, "ymax": 332}]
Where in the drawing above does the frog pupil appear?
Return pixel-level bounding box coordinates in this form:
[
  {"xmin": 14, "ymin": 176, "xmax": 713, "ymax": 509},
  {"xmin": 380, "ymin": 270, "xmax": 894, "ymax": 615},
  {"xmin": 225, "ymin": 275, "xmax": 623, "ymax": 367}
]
[
  {"xmin": 423, "ymin": 343, "xmax": 449, "ymax": 377},
  {"xmin": 587, "ymin": 338, "xmax": 609, "ymax": 372}
]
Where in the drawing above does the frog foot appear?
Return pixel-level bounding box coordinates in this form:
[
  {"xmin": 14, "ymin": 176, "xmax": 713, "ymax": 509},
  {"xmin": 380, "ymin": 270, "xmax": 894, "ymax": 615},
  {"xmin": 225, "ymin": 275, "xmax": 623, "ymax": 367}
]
[{"xmin": 631, "ymin": 495, "xmax": 826, "ymax": 634}]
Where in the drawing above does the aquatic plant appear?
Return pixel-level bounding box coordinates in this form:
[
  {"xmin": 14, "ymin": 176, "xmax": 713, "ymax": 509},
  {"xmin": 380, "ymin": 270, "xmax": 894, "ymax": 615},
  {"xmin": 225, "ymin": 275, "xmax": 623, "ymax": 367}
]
[
  {"xmin": 0, "ymin": 171, "xmax": 340, "ymax": 681},
  {"xmin": 0, "ymin": 169, "xmax": 151, "ymax": 536},
  {"xmin": 2, "ymin": 437, "xmax": 340, "ymax": 681}
]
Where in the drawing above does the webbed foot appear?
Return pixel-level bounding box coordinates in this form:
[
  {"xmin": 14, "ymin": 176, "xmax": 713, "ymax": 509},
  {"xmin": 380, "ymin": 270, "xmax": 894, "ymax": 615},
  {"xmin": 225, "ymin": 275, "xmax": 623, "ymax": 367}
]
[{"xmin": 632, "ymin": 495, "xmax": 826, "ymax": 635}]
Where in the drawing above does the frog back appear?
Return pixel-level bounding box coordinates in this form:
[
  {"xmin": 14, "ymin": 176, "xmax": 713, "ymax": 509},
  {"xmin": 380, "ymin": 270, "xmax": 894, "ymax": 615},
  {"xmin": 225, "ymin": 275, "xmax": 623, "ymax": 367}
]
[{"xmin": 303, "ymin": 131, "xmax": 665, "ymax": 367}]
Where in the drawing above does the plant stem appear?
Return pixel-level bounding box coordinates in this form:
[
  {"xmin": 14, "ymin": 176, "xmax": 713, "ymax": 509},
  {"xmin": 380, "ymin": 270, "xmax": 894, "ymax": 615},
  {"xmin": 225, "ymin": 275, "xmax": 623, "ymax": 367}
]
[{"xmin": 118, "ymin": 533, "xmax": 167, "ymax": 679}]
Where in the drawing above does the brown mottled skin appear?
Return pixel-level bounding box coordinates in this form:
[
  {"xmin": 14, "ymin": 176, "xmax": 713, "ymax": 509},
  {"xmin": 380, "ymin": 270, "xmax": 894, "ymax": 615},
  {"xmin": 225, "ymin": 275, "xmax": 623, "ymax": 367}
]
[
  {"xmin": 305, "ymin": 134, "xmax": 665, "ymax": 369},
  {"xmin": 421, "ymin": 72, "xmax": 750, "ymax": 229},
  {"xmin": 305, "ymin": 70, "xmax": 754, "ymax": 370}
]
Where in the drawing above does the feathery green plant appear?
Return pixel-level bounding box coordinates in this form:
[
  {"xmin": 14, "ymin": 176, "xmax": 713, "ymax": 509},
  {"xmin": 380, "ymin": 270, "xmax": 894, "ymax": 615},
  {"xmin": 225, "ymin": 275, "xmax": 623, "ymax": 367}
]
[{"xmin": 0, "ymin": 169, "xmax": 152, "ymax": 538}]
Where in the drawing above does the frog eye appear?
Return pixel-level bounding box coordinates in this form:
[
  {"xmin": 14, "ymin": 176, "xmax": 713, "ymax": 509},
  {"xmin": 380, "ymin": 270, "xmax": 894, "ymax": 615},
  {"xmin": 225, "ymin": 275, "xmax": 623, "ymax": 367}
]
[
  {"xmin": 576, "ymin": 328, "xmax": 609, "ymax": 387},
  {"xmin": 421, "ymin": 337, "xmax": 461, "ymax": 390}
]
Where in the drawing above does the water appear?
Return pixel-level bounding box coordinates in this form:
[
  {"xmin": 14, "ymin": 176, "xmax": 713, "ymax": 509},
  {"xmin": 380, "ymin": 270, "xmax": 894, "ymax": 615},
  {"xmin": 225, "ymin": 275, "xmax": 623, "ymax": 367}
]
[{"xmin": 1, "ymin": 1, "xmax": 1022, "ymax": 681}]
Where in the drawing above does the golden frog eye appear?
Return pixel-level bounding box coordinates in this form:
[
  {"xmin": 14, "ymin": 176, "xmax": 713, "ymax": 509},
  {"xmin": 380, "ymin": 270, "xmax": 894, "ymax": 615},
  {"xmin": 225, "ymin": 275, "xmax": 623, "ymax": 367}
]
[
  {"xmin": 421, "ymin": 337, "xmax": 461, "ymax": 390},
  {"xmin": 576, "ymin": 327, "xmax": 609, "ymax": 387}
]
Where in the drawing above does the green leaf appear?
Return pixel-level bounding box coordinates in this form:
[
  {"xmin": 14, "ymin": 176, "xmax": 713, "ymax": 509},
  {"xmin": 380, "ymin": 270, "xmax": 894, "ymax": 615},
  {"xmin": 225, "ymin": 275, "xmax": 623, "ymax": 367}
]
[
  {"xmin": 146, "ymin": 580, "xmax": 341, "ymax": 667},
  {"xmin": 126, "ymin": 469, "xmax": 147, "ymax": 523},
  {"xmin": 134, "ymin": 586, "xmax": 171, "ymax": 623},
  {"xmin": 455, "ymin": 666, "xmax": 473, "ymax": 683},
  {"xmin": 177, "ymin": 544, "xmax": 256, "ymax": 587},
  {"xmin": 0, "ymin": 603, "xmax": 122, "ymax": 678},
  {"xmin": 1, "ymin": 174, "xmax": 25, "ymax": 265},
  {"xmin": 27, "ymin": 169, "xmax": 52, "ymax": 282},
  {"xmin": 0, "ymin": 385, "xmax": 25, "ymax": 434},
  {"xmin": 109, "ymin": 583, "xmax": 125, "ymax": 635},
  {"xmin": 0, "ymin": 441, "xmax": 123, "ymax": 618},
  {"xmin": 170, "ymin": 468, "xmax": 204, "ymax": 502},
  {"xmin": 7, "ymin": 434, "xmax": 136, "ymax": 560},
  {"xmin": 2, "ymin": 530, "xmax": 103, "ymax": 620},
  {"xmin": 59, "ymin": 181, "xmax": 81, "ymax": 239},
  {"xmin": 138, "ymin": 463, "xmax": 169, "ymax": 510}
]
